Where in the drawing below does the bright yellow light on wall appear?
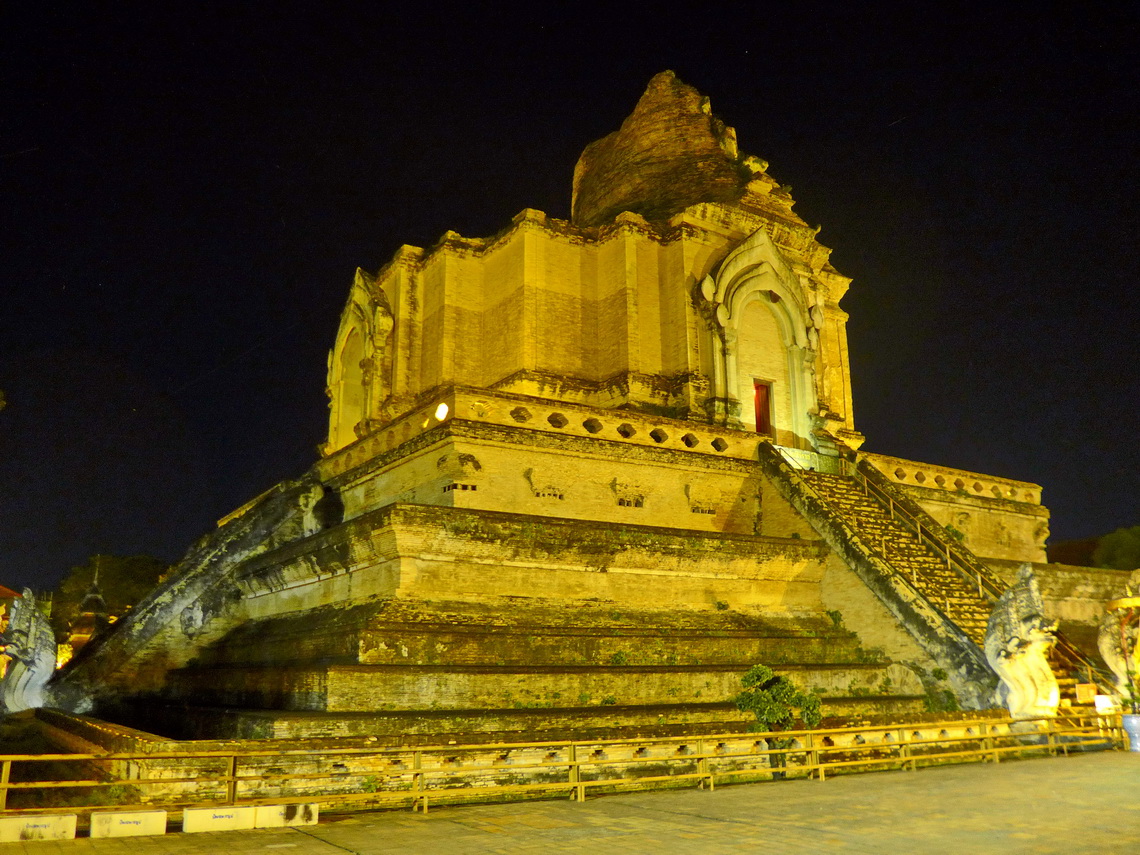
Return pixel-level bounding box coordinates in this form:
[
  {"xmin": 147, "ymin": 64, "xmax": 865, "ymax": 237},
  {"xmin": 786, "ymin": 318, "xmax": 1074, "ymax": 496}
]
[
  {"xmin": 434, "ymin": 403, "xmax": 450, "ymax": 421},
  {"xmin": 56, "ymin": 644, "xmax": 74, "ymax": 670}
]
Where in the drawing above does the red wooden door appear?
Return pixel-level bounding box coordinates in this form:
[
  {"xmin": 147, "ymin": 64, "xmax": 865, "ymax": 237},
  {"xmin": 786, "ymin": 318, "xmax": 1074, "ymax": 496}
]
[{"xmin": 754, "ymin": 381, "xmax": 772, "ymax": 436}]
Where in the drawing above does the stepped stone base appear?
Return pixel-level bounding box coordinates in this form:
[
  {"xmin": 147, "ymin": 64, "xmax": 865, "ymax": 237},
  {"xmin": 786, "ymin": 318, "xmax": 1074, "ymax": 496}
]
[
  {"xmin": 184, "ymin": 598, "xmax": 872, "ymax": 672},
  {"xmin": 113, "ymin": 702, "xmax": 756, "ymax": 741},
  {"xmin": 58, "ymin": 446, "xmax": 1024, "ymax": 741},
  {"xmin": 141, "ymin": 597, "xmax": 925, "ymax": 741}
]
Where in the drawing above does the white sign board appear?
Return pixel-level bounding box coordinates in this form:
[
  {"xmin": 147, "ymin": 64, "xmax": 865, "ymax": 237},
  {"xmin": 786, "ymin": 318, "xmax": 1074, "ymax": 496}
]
[
  {"xmin": 182, "ymin": 806, "xmax": 256, "ymax": 833},
  {"xmin": 0, "ymin": 814, "xmax": 77, "ymax": 842},
  {"xmin": 255, "ymin": 803, "xmax": 319, "ymax": 827},
  {"xmin": 91, "ymin": 810, "xmax": 168, "ymax": 838},
  {"xmin": 1094, "ymin": 694, "xmax": 1120, "ymax": 714}
]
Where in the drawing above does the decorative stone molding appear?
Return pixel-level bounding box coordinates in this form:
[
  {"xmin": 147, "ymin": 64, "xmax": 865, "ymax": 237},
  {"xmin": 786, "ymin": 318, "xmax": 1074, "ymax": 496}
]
[
  {"xmin": 700, "ymin": 227, "xmax": 819, "ymax": 446},
  {"xmin": 611, "ymin": 480, "xmax": 648, "ymax": 508},
  {"xmin": 864, "ymin": 452, "xmax": 1042, "ymax": 506},
  {"xmin": 685, "ymin": 482, "xmax": 722, "ymax": 515},
  {"xmin": 523, "ymin": 467, "xmax": 565, "ymax": 500},
  {"xmin": 436, "ymin": 452, "xmax": 482, "ymax": 481}
]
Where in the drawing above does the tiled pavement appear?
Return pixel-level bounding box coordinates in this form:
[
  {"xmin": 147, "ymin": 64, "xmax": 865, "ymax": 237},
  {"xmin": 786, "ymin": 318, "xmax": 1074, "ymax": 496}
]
[{"xmin": 3, "ymin": 752, "xmax": 1138, "ymax": 853}]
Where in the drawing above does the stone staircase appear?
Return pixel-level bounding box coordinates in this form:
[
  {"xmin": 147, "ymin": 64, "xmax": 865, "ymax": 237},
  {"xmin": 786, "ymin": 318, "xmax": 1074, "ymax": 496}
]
[
  {"xmin": 756, "ymin": 443, "xmax": 998, "ymax": 708},
  {"xmin": 801, "ymin": 471, "xmax": 992, "ymax": 646},
  {"xmin": 774, "ymin": 454, "xmax": 1106, "ymax": 708}
]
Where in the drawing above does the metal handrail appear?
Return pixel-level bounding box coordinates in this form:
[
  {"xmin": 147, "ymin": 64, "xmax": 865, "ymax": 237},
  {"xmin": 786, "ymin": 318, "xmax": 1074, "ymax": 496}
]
[
  {"xmin": 839, "ymin": 456, "xmax": 1005, "ymax": 604},
  {"xmin": 827, "ymin": 450, "xmax": 1110, "ymax": 689},
  {"xmin": 769, "ymin": 445, "xmax": 976, "ymax": 601},
  {"xmin": 0, "ymin": 712, "xmax": 1121, "ymax": 816},
  {"xmin": 762, "ymin": 444, "xmax": 996, "ymax": 662},
  {"xmin": 761, "ymin": 445, "xmax": 897, "ymax": 569}
]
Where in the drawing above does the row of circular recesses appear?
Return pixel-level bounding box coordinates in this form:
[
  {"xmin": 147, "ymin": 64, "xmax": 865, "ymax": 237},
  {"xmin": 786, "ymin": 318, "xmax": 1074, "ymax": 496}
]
[
  {"xmin": 892, "ymin": 467, "xmax": 1028, "ymax": 500},
  {"xmin": 508, "ymin": 406, "xmax": 729, "ymax": 452}
]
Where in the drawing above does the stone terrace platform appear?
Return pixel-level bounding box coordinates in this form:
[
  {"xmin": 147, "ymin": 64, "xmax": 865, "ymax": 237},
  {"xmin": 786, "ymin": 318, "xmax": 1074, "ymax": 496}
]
[{"xmin": 3, "ymin": 752, "xmax": 1136, "ymax": 853}]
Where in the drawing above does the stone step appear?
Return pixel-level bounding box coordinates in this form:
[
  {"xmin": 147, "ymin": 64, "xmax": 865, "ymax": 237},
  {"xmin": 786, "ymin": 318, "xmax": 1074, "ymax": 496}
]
[
  {"xmin": 937, "ymin": 614, "xmax": 988, "ymax": 624},
  {"xmin": 166, "ymin": 662, "xmax": 925, "ymax": 714},
  {"xmin": 196, "ymin": 625, "xmax": 869, "ymax": 670},
  {"xmin": 191, "ymin": 600, "xmax": 868, "ymax": 669},
  {"xmin": 134, "ymin": 695, "xmax": 929, "ymax": 742}
]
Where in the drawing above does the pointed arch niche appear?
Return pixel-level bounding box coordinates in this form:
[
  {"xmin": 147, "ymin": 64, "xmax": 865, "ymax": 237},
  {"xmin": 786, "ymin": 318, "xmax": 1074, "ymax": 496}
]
[
  {"xmin": 706, "ymin": 228, "xmax": 818, "ymax": 449},
  {"xmin": 325, "ymin": 270, "xmax": 396, "ymax": 454},
  {"xmin": 328, "ymin": 324, "xmax": 365, "ymax": 452}
]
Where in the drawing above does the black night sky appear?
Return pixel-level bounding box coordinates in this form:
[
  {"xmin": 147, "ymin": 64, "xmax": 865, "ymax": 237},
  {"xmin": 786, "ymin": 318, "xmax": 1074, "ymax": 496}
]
[{"xmin": 2, "ymin": 6, "xmax": 1137, "ymax": 592}]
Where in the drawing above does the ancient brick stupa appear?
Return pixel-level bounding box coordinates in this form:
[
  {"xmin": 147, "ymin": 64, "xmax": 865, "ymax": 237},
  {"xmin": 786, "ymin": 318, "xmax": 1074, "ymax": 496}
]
[{"xmin": 54, "ymin": 73, "xmax": 1098, "ymax": 741}]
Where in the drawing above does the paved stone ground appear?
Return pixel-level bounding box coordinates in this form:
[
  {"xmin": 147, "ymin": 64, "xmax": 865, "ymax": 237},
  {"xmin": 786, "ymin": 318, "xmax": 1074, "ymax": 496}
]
[{"xmin": 2, "ymin": 752, "xmax": 1138, "ymax": 853}]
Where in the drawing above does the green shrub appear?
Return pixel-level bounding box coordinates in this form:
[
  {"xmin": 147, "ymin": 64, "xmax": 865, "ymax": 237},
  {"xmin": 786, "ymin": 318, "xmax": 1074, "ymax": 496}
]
[
  {"xmin": 854, "ymin": 646, "xmax": 888, "ymax": 663},
  {"xmin": 735, "ymin": 664, "xmax": 821, "ymax": 731}
]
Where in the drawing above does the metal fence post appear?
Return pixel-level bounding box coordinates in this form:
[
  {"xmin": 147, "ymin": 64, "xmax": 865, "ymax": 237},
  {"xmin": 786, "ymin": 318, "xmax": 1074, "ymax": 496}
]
[
  {"xmin": 807, "ymin": 733, "xmax": 823, "ymax": 782},
  {"xmin": 226, "ymin": 755, "xmax": 238, "ymax": 804},
  {"xmin": 898, "ymin": 728, "xmax": 913, "ymax": 771},
  {"xmin": 569, "ymin": 744, "xmax": 583, "ymax": 802},
  {"xmin": 413, "ymin": 750, "xmax": 426, "ymax": 813},
  {"xmin": 982, "ymin": 723, "xmax": 999, "ymax": 763},
  {"xmin": 0, "ymin": 759, "xmax": 10, "ymax": 811},
  {"xmin": 697, "ymin": 738, "xmax": 713, "ymax": 790}
]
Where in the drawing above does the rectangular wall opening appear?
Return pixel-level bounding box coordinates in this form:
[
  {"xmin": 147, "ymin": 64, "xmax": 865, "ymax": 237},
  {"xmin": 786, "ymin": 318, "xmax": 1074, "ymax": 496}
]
[{"xmin": 754, "ymin": 380, "xmax": 773, "ymax": 436}]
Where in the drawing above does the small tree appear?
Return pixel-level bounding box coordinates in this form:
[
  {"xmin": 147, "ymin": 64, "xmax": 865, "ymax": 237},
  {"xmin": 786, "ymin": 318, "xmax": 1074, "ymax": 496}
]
[
  {"xmin": 1094, "ymin": 526, "xmax": 1140, "ymax": 572},
  {"xmin": 735, "ymin": 664, "xmax": 822, "ymax": 731},
  {"xmin": 735, "ymin": 665, "xmax": 821, "ymax": 779}
]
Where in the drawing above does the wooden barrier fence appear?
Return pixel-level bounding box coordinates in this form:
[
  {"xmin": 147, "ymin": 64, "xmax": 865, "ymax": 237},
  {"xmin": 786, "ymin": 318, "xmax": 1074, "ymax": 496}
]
[{"xmin": 0, "ymin": 712, "xmax": 1122, "ymax": 820}]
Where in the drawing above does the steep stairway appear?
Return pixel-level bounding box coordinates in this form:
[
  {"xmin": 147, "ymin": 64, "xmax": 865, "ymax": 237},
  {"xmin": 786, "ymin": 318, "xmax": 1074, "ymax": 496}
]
[
  {"xmin": 801, "ymin": 471, "xmax": 991, "ymax": 645},
  {"xmin": 760, "ymin": 446, "xmax": 1108, "ymax": 708},
  {"xmin": 802, "ymin": 469, "xmax": 1104, "ymax": 705},
  {"xmin": 756, "ymin": 443, "xmax": 999, "ymax": 707}
]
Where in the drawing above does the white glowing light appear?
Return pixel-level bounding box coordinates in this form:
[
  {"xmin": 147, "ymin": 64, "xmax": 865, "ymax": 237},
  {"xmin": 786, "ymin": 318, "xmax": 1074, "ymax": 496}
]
[{"xmin": 434, "ymin": 402, "xmax": 450, "ymax": 421}]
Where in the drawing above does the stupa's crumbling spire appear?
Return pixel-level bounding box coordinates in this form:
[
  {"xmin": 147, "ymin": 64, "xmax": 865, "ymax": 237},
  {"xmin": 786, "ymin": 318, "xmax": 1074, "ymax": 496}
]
[{"xmin": 571, "ymin": 71, "xmax": 753, "ymax": 228}]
